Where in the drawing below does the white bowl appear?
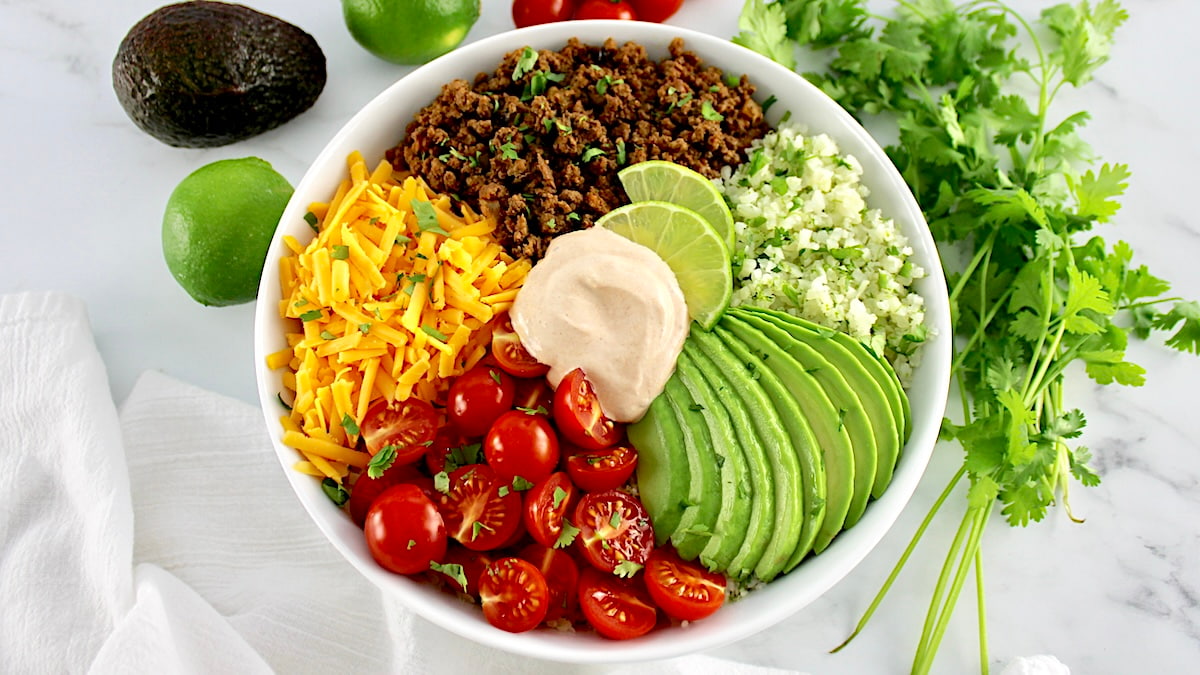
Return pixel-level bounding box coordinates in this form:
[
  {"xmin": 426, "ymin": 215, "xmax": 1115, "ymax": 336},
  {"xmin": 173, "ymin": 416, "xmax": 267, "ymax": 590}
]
[{"xmin": 253, "ymin": 19, "xmax": 951, "ymax": 665}]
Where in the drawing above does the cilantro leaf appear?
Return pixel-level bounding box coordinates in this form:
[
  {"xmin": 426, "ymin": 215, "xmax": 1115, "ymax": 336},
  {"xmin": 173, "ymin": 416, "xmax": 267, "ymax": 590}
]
[{"xmin": 734, "ymin": 0, "xmax": 797, "ymax": 70}]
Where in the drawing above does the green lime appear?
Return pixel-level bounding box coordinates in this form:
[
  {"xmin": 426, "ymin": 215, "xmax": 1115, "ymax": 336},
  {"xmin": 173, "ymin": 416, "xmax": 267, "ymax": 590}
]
[
  {"xmin": 342, "ymin": 0, "xmax": 481, "ymax": 65},
  {"xmin": 162, "ymin": 157, "xmax": 293, "ymax": 307},
  {"xmin": 618, "ymin": 160, "xmax": 736, "ymax": 252},
  {"xmin": 597, "ymin": 201, "xmax": 733, "ymax": 330}
]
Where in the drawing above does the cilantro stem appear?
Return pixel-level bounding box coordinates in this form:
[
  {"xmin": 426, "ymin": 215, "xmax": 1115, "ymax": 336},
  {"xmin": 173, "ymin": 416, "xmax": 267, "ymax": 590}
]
[
  {"xmin": 912, "ymin": 499, "xmax": 976, "ymax": 672},
  {"xmin": 914, "ymin": 504, "xmax": 991, "ymax": 675},
  {"xmin": 975, "ymin": 547, "xmax": 990, "ymax": 675}
]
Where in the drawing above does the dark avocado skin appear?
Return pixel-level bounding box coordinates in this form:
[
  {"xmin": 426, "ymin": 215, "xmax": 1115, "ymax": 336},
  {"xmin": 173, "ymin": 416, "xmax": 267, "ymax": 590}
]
[{"xmin": 112, "ymin": 1, "xmax": 326, "ymax": 148}]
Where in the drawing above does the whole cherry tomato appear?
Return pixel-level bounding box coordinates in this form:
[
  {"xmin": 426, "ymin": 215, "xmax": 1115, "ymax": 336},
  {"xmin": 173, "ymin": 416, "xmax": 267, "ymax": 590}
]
[
  {"xmin": 629, "ymin": 0, "xmax": 683, "ymax": 23},
  {"xmin": 447, "ymin": 364, "xmax": 515, "ymax": 438},
  {"xmin": 484, "ymin": 409, "xmax": 560, "ymax": 484},
  {"xmin": 573, "ymin": 0, "xmax": 637, "ymax": 21},
  {"xmin": 512, "ymin": 0, "xmax": 577, "ymax": 28},
  {"xmin": 364, "ymin": 484, "xmax": 447, "ymax": 576}
]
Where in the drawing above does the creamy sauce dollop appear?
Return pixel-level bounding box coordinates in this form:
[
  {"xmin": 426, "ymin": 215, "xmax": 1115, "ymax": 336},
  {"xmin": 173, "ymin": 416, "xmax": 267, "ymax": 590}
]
[{"xmin": 510, "ymin": 227, "xmax": 689, "ymax": 423}]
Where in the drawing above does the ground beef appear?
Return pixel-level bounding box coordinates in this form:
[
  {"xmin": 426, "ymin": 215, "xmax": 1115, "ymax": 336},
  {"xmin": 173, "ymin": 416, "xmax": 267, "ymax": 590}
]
[{"xmin": 387, "ymin": 37, "xmax": 770, "ymax": 261}]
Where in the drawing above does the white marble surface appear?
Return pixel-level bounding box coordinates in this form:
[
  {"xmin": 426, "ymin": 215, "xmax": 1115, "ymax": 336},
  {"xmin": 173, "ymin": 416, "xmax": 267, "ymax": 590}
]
[{"xmin": 2, "ymin": 0, "xmax": 1198, "ymax": 672}]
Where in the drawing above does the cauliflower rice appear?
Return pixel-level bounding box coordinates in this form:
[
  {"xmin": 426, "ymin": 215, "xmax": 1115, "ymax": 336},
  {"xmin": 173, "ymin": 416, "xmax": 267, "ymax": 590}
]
[{"xmin": 717, "ymin": 121, "xmax": 927, "ymax": 384}]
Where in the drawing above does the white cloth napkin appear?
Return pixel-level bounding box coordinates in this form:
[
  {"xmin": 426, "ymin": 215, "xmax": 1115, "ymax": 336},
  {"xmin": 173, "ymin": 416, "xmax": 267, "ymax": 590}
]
[{"xmin": 0, "ymin": 291, "xmax": 800, "ymax": 675}]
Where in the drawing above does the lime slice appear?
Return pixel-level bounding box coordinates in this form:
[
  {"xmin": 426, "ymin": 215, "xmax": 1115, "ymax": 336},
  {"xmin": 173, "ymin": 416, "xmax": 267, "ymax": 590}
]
[
  {"xmin": 597, "ymin": 201, "xmax": 732, "ymax": 330},
  {"xmin": 618, "ymin": 160, "xmax": 736, "ymax": 252}
]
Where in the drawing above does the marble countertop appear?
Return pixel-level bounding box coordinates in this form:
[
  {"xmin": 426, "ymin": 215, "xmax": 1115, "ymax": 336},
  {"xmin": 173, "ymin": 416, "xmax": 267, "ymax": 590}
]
[{"xmin": 3, "ymin": 0, "xmax": 1198, "ymax": 672}]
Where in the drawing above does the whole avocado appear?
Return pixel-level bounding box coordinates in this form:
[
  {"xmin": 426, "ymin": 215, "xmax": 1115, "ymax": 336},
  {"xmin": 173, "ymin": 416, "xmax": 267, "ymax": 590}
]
[{"xmin": 112, "ymin": 1, "xmax": 326, "ymax": 148}]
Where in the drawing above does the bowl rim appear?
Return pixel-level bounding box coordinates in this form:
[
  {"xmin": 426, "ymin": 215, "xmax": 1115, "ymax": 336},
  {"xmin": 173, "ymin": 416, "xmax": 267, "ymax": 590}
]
[{"xmin": 254, "ymin": 19, "xmax": 951, "ymax": 664}]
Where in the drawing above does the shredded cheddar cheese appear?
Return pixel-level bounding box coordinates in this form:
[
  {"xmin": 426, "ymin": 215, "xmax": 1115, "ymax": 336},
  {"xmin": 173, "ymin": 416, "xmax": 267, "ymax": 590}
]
[{"xmin": 268, "ymin": 151, "xmax": 529, "ymax": 482}]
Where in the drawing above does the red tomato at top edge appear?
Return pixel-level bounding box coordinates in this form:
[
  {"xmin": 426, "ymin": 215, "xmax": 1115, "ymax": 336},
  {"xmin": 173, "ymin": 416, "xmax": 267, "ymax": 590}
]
[
  {"xmin": 643, "ymin": 546, "xmax": 727, "ymax": 621},
  {"xmin": 577, "ymin": 566, "xmax": 658, "ymax": 640},
  {"xmin": 437, "ymin": 464, "xmax": 523, "ymax": 551},
  {"xmin": 523, "ymin": 471, "xmax": 580, "ymax": 549},
  {"xmin": 480, "ymin": 557, "xmax": 551, "ymax": 633},
  {"xmin": 630, "ymin": 0, "xmax": 682, "ymax": 23},
  {"xmin": 512, "ymin": 0, "xmax": 577, "ymax": 28},
  {"xmin": 573, "ymin": 0, "xmax": 637, "ymax": 20},
  {"xmin": 574, "ymin": 489, "xmax": 655, "ymax": 574},
  {"xmin": 364, "ymin": 484, "xmax": 447, "ymax": 576},
  {"xmin": 491, "ymin": 311, "xmax": 550, "ymax": 378},
  {"xmin": 553, "ymin": 368, "xmax": 624, "ymax": 451},
  {"xmin": 484, "ymin": 410, "xmax": 560, "ymax": 485},
  {"xmin": 360, "ymin": 397, "xmax": 439, "ymax": 464},
  {"xmin": 565, "ymin": 443, "xmax": 638, "ymax": 493},
  {"xmin": 447, "ymin": 364, "xmax": 515, "ymax": 437}
]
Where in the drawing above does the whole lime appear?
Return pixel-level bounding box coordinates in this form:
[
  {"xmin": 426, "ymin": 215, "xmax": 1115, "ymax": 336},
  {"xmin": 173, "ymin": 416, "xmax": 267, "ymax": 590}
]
[
  {"xmin": 162, "ymin": 157, "xmax": 293, "ymax": 307},
  {"xmin": 342, "ymin": 0, "xmax": 481, "ymax": 65}
]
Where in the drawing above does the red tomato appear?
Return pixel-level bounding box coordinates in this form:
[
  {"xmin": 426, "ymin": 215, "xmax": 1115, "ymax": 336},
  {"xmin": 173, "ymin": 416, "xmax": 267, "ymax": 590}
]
[
  {"xmin": 480, "ymin": 557, "xmax": 550, "ymax": 633},
  {"xmin": 364, "ymin": 484, "xmax": 447, "ymax": 576},
  {"xmin": 483, "ymin": 409, "xmax": 560, "ymax": 484},
  {"xmin": 447, "ymin": 364, "xmax": 515, "ymax": 437},
  {"xmin": 424, "ymin": 426, "xmax": 472, "ymax": 475},
  {"xmin": 519, "ymin": 542, "xmax": 580, "ymax": 622},
  {"xmin": 512, "ymin": 0, "xmax": 576, "ymax": 28},
  {"xmin": 513, "ymin": 376, "xmax": 554, "ymax": 415},
  {"xmin": 437, "ymin": 464, "xmax": 523, "ymax": 551},
  {"xmin": 553, "ymin": 368, "xmax": 624, "ymax": 451},
  {"xmin": 565, "ymin": 443, "xmax": 638, "ymax": 493},
  {"xmin": 491, "ymin": 312, "xmax": 550, "ymax": 378},
  {"xmin": 643, "ymin": 546, "xmax": 726, "ymax": 621},
  {"xmin": 434, "ymin": 544, "xmax": 496, "ymax": 597},
  {"xmin": 573, "ymin": 0, "xmax": 637, "ymax": 20},
  {"xmin": 629, "ymin": 0, "xmax": 682, "ymax": 23},
  {"xmin": 360, "ymin": 397, "xmax": 439, "ymax": 465},
  {"xmin": 523, "ymin": 471, "xmax": 580, "ymax": 549},
  {"xmin": 574, "ymin": 490, "xmax": 655, "ymax": 574},
  {"xmin": 348, "ymin": 463, "xmax": 433, "ymax": 527},
  {"xmin": 577, "ymin": 566, "xmax": 658, "ymax": 639}
]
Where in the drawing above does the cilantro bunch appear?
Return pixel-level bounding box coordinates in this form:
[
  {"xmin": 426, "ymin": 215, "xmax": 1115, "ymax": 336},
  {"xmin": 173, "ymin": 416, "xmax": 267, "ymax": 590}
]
[{"xmin": 735, "ymin": 1, "xmax": 1200, "ymax": 672}]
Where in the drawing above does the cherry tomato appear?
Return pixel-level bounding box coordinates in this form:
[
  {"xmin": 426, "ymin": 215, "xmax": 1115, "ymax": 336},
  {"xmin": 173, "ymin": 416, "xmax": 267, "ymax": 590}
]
[
  {"xmin": 480, "ymin": 557, "xmax": 550, "ymax": 633},
  {"xmin": 565, "ymin": 443, "xmax": 638, "ymax": 493},
  {"xmin": 577, "ymin": 566, "xmax": 658, "ymax": 640},
  {"xmin": 348, "ymin": 462, "xmax": 433, "ymax": 527},
  {"xmin": 360, "ymin": 397, "xmax": 439, "ymax": 465},
  {"xmin": 573, "ymin": 0, "xmax": 637, "ymax": 20},
  {"xmin": 553, "ymin": 368, "xmax": 624, "ymax": 451},
  {"xmin": 434, "ymin": 544, "xmax": 496, "ymax": 597},
  {"xmin": 629, "ymin": 0, "xmax": 682, "ymax": 23},
  {"xmin": 424, "ymin": 426, "xmax": 472, "ymax": 475},
  {"xmin": 643, "ymin": 546, "xmax": 726, "ymax": 621},
  {"xmin": 523, "ymin": 471, "xmax": 580, "ymax": 549},
  {"xmin": 519, "ymin": 542, "xmax": 580, "ymax": 622},
  {"xmin": 447, "ymin": 364, "xmax": 515, "ymax": 437},
  {"xmin": 574, "ymin": 489, "xmax": 655, "ymax": 574},
  {"xmin": 513, "ymin": 376, "xmax": 554, "ymax": 415},
  {"xmin": 483, "ymin": 409, "xmax": 560, "ymax": 484},
  {"xmin": 437, "ymin": 464, "xmax": 523, "ymax": 551},
  {"xmin": 512, "ymin": 0, "xmax": 576, "ymax": 28},
  {"xmin": 491, "ymin": 312, "xmax": 550, "ymax": 378},
  {"xmin": 364, "ymin": 484, "xmax": 447, "ymax": 576}
]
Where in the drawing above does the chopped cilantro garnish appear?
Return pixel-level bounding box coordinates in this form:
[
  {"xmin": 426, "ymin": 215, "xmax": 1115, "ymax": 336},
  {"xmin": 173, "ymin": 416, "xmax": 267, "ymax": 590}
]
[
  {"xmin": 429, "ymin": 561, "xmax": 468, "ymax": 592},
  {"xmin": 298, "ymin": 309, "xmax": 323, "ymax": 322},
  {"xmin": 701, "ymin": 100, "xmax": 725, "ymax": 122},
  {"xmin": 366, "ymin": 445, "xmax": 396, "ymax": 479},
  {"xmin": 412, "ymin": 200, "xmax": 450, "ymax": 236},
  {"xmin": 303, "ymin": 211, "xmax": 319, "ymax": 231},
  {"xmin": 331, "ymin": 245, "xmax": 350, "ymax": 260},
  {"xmin": 320, "ymin": 330, "xmax": 336, "ymax": 340},
  {"xmin": 582, "ymin": 147, "xmax": 606, "ymax": 162},
  {"xmin": 422, "ymin": 325, "xmax": 449, "ymax": 341},
  {"xmin": 513, "ymin": 47, "xmax": 538, "ymax": 80},
  {"xmin": 320, "ymin": 478, "xmax": 349, "ymax": 507},
  {"xmin": 555, "ymin": 518, "xmax": 580, "ymax": 549},
  {"xmin": 613, "ymin": 561, "xmax": 643, "ymax": 578}
]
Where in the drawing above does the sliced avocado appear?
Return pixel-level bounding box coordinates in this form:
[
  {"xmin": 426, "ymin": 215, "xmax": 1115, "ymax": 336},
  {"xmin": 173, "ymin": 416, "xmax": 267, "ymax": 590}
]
[
  {"xmin": 660, "ymin": 376, "xmax": 723, "ymax": 560},
  {"xmin": 725, "ymin": 311, "xmax": 878, "ymax": 529},
  {"xmin": 739, "ymin": 306, "xmax": 910, "ymax": 495},
  {"xmin": 670, "ymin": 350, "xmax": 752, "ymax": 572},
  {"xmin": 629, "ymin": 394, "xmax": 690, "ymax": 544},
  {"xmin": 112, "ymin": 2, "xmax": 327, "ymax": 148},
  {"xmin": 687, "ymin": 328, "xmax": 799, "ymax": 582}
]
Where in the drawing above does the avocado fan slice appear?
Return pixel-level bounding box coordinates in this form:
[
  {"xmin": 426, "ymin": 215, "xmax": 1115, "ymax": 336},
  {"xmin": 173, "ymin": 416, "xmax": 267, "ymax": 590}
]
[
  {"xmin": 659, "ymin": 376, "xmax": 723, "ymax": 560},
  {"xmin": 629, "ymin": 393, "xmax": 691, "ymax": 544},
  {"xmin": 669, "ymin": 349, "xmax": 753, "ymax": 572},
  {"xmin": 686, "ymin": 327, "xmax": 800, "ymax": 582},
  {"xmin": 725, "ymin": 311, "xmax": 878, "ymax": 529}
]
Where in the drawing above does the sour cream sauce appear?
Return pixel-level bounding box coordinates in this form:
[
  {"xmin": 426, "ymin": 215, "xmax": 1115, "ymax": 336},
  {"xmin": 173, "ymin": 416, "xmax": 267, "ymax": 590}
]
[{"xmin": 510, "ymin": 227, "xmax": 689, "ymax": 423}]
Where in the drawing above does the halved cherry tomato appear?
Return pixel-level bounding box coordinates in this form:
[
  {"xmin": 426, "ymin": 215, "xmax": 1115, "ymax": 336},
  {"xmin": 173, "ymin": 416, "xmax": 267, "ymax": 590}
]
[
  {"xmin": 513, "ymin": 376, "xmax": 554, "ymax": 415},
  {"xmin": 643, "ymin": 546, "xmax": 726, "ymax": 621},
  {"xmin": 447, "ymin": 364, "xmax": 515, "ymax": 437},
  {"xmin": 519, "ymin": 542, "xmax": 580, "ymax": 622},
  {"xmin": 360, "ymin": 397, "xmax": 439, "ymax": 464},
  {"xmin": 491, "ymin": 312, "xmax": 550, "ymax": 378},
  {"xmin": 573, "ymin": 0, "xmax": 637, "ymax": 20},
  {"xmin": 480, "ymin": 557, "xmax": 550, "ymax": 633},
  {"xmin": 364, "ymin": 484, "xmax": 447, "ymax": 576},
  {"xmin": 484, "ymin": 409, "xmax": 560, "ymax": 484},
  {"xmin": 629, "ymin": 0, "xmax": 682, "ymax": 22},
  {"xmin": 348, "ymin": 462, "xmax": 434, "ymax": 527},
  {"xmin": 577, "ymin": 566, "xmax": 658, "ymax": 640},
  {"xmin": 437, "ymin": 464, "xmax": 522, "ymax": 551},
  {"xmin": 565, "ymin": 443, "xmax": 638, "ymax": 493},
  {"xmin": 433, "ymin": 544, "xmax": 496, "ymax": 597},
  {"xmin": 574, "ymin": 489, "xmax": 655, "ymax": 574},
  {"xmin": 523, "ymin": 471, "xmax": 580, "ymax": 549},
  {"xmin": 553, "ymin": 368, "xmax": 624, "ymax": 451},
  {"xmin": 512, "ymin": 0, "xmax": 576, "ymax": 28}
]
